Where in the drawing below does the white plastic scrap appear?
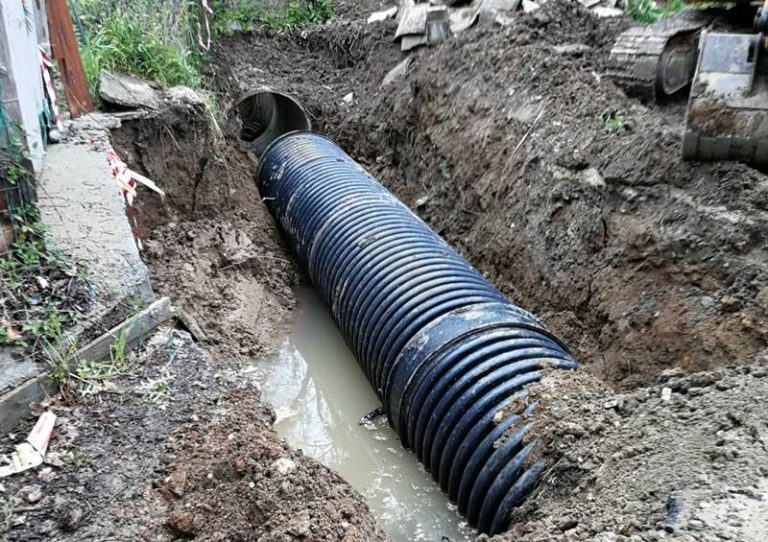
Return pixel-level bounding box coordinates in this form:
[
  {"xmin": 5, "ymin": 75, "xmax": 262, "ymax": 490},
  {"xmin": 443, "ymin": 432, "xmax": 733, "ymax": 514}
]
[{"xmin": 0, "ymin": 412, "xmax": 56, "ymax": 478}]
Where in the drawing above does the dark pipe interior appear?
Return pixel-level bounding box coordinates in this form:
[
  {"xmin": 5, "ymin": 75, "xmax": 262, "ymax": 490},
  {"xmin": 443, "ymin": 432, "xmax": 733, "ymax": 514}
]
[{"xmin": 237, "ymin": 90, "xmax": 311, "ymax": 157}]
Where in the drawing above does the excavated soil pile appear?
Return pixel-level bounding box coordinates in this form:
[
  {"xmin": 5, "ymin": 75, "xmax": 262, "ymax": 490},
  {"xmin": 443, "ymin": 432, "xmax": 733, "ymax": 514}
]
[
  {"xmin": 493, "ymin": 365, "xmax": 768, "ymax": 542},
  {"xmin": 212, "ymin": 0, "xmax": 768, "ymax": 387},
  {"xmin": 0, "ymin": 330, "xmax": 388, "ymax": 541}
]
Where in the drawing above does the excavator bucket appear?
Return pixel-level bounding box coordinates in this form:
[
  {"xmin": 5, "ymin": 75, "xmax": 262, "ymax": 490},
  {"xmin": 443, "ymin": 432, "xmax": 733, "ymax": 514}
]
[{"xmin": 682, "ymin": 31, "xmax": 768, "ymax": 167}]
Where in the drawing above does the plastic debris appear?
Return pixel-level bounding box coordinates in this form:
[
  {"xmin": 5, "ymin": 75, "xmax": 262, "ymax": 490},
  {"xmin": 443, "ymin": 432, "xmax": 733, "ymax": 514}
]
[{"xmin": 0, "ymin": 412, "xmax": 56, "ymax": 478}]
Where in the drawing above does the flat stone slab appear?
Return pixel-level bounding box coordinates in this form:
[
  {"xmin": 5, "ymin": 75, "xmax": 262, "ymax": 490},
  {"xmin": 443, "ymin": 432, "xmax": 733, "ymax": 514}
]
[{"xmin": 99, "ymin": 70, "xmax": 161, "ymax": 110}]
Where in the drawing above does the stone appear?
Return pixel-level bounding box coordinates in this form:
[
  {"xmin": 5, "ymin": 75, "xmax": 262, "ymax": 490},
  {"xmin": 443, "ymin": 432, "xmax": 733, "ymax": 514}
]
[
  {"xmin": 720, "ymin": 295, "xmax": 739, "ymax": 311},
  {"xmin": 554, "ymin": 43, "xmax": 592, "ymax": 56},
  {"xmin": 99, "ymin": 70, "xmax": 161, "ymax": 110},
  {"xmin": 287, "ymin": 510, "xmax": 311, "ymax": 537},
  {"xmin": 165, "ymin": 468, "xmax": 187, "ymax": 497},
  {"xmin": 168, "ymin": 509, "xmax": 196, "ymax": 535},
  {"xmin": 271, "ymin": 457, "xmax": 297, "ymax": 476},
  {"xmin": 383, "ymin": 58, "xmax": 412, "ymax": 86},
  {"xmin": 22, "ymin": 484, "xmax": 43, "ymax": 503}
]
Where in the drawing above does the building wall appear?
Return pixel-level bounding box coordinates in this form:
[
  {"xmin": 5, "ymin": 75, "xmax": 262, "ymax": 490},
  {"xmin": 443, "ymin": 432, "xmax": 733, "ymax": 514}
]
[{"xmin": 0, "ymin": 0, "xmax": 47, "ymax": 172}]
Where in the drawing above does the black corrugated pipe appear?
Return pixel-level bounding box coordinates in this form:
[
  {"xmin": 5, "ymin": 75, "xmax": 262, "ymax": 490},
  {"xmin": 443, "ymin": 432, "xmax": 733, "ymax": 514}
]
[{"xmin": 256, "ymin": 132, "xmax": 578, "ymax": 535}]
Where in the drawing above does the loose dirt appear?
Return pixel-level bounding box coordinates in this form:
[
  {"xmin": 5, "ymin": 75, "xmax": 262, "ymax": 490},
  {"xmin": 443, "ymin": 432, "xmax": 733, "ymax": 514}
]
[
  {"xmin": 4, "ymin": 1, "xmax": 768, "ymax": 541},
  {"xmin": 110, "ymin": 98, "xmax": 297, "ymax": 363},
  {"xmin": 0, "ymin": 329, "xmax": 388, "ymax": 541}
]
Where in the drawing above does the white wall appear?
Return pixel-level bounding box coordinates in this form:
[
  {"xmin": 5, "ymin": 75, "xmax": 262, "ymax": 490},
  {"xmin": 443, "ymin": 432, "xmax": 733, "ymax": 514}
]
[{"xmin": 0, "ymin": 0, "xmax": 47, "ymax": 172}]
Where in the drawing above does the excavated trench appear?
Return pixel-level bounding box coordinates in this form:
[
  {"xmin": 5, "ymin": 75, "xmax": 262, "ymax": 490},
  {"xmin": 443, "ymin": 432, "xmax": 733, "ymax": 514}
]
[{"xmin": 110, "ymin": 1, "xmax": 768, "ymax": 539}]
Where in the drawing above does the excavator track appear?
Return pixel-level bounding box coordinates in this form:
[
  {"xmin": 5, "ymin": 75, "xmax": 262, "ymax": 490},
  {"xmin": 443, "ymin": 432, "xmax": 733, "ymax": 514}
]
[{"xmin": 608, "ymin": 9, "xmax": 716, "ymax": 102}]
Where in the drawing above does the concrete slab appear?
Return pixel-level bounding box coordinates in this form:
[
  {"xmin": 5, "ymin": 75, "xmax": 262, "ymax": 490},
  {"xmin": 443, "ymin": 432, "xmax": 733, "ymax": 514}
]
[
  {"xmin": 0, "ymin": 113, "xmax": 155, "ymax": 432},
  {"xmin": 38, "ymin": 113, "xmax": 153, "ymax": 306}
]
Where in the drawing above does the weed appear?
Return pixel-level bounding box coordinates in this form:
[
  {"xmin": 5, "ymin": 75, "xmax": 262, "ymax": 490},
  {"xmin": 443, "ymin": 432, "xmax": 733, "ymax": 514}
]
[
  {"xmin": 111, "ymin": 328, "xmax": 128, "ymax": 364},
  {"xmin": 72, "ymin": 448, "xmax": 90, "ymax": 467},
  {"xmin": 625, "ymin": 0, "xmax": 686, "ymax": 24},
  {"xmin": 142, "ymin": 376, "xmax": 173, "ymax": 406},
  {"xmin": 0, "ymin": 206, "xmax": 89, "ymax": 353},
  {"xmin": 73, "ymin": 0, "xmax": 335, "ymax": 97},
  {"xmin": 209, "ymin": 0, "xmax": 266, "ymax": 34},
  {"xmin": 46, "ymin": 337, "xmax": 78, "ymax": 384},
  {"xmin": 263, "ymin": 0, "xmax": 334, "ymax": 31},
  {"xmin": 601, "ymin": 111, "xmax": 629, "ymax": 133}
]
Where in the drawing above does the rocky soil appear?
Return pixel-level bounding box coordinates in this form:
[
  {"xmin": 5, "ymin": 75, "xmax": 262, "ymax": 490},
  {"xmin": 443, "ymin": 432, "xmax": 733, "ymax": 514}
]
[{"xmin": 0, "ymin": 329, "xmax": 389, "ymax": 541}]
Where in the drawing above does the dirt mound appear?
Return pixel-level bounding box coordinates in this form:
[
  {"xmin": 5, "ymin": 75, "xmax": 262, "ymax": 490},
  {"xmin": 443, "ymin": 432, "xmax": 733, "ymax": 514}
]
[
  {"xmin": 492, "ymin": 361, "xmax": 768, "ymax": 542},
  {"xmin": 209, "ymin": 1, "xmax": 768, "ymax": 387},
  {"xmin": 91, "ymin": 3, "xmax": 768, "ymax": 541},
  {"xmin": 335, "ymin": 1, "xmax": 768, "ymax": 387},
  {"xmin": 0, "ymin": 330, "xmax": 387, "ymax": 541},
  {"xmin": 163, "ymin": 390, "xmax": 390, "ymax": 541},
  {"xmin": 111, "ymin": 101, "xmax": 297, "ymax": 363}
]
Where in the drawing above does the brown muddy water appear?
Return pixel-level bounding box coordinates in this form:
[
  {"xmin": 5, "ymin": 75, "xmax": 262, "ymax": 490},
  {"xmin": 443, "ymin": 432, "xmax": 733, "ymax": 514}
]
[{"xmin": 245, "ymin": 286, "xmax": 474, "ymax": 542}]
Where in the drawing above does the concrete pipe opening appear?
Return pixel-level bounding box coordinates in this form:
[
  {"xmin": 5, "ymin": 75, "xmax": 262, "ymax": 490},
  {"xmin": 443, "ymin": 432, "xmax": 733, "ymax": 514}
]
[{"xmin": 237, "ymin": 90, "xmax": 311, "ymax": 157}]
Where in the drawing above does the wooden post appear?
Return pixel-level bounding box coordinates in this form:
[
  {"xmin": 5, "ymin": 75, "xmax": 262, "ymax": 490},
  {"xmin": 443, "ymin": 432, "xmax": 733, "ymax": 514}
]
[{"xmin": 47, "ymin": 0, "xmax": 93, "ymax": 118}]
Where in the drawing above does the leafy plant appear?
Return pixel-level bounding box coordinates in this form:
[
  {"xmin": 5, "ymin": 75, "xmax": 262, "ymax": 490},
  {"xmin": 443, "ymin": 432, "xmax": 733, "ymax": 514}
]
[
  {"xmin": 0, "ymin": 206, "xmax": 89, "ymax": 353},
  {"xmin": 625, "ymin": 0, "xmax": 686, "ymax": 24},
  {"xmin": 142, "ymin": 376, "xmax": 172, "ymax": 405},
  {"xmin": 260, "ymin": 0, "xmax": 334, "ymax": 32},
  {"xmin": 111, "ymin": 328, "xmax": 128, "ymax": 364},
  {"xmin": 601, "ymin": 111, "xmax": 629, "ymax": 133},
  {"xmin": 74, "ymin": 0, "xmax": 335, "ymax": 98}
]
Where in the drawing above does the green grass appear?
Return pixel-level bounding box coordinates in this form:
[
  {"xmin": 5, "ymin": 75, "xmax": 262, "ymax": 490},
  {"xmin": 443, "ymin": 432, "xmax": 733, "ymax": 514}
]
[
  {"xmin": 78, "ymin": 6, "xmax": 199, "ymax": 97},
  {"xmin": 0, "ymin": 206, "xmax": 88, "ymax": 353},
  {"xmin": 625, "ymin": 0, "xmax": 686, "ymax": 23},
  {"xmin": 75, "ymin": 0, "xmax": 335, "ymax": 97},
  {"xmin": 210, "ymin": 0, "xmax": 334, "ymax": 34}
]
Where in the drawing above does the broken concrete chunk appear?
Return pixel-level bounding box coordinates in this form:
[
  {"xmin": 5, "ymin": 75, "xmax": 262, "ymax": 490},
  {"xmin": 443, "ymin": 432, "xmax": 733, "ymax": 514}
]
[
  {"xmin": 395, "ymin": 3, "xmax": 428, "ymax": 39},
  {"xmin": 270, "ymin": 457, "xmax": 297, "ymax": 476},
  {"xmin": 368, "ymin": 6, "xmax": 398, "ymax": 24},
  {"xmin": 553, "ymin": 43, "xmax": 593, "ymax": 56},
  {"xmin": 383, "ymin": 57, "xmax": 413, "ymax": 86},
  {"xmin": 163, "ymin": 86, "xmax": 206, "ymax": 109},
  {"xmin": 401, "ymin": 33, "xmax": 428, "ymax": 52},
  {"xmin": 99, "ymin": 70, "xmax": 161, "ymax": 110},
  {"xmin": 582, "ymin": 167, "xmax": 606, "ymax": 188},
  {"xmin": 425, "ymin": 7, "xmax": 451, "ymax": 45},
  {"xmin": 522, "ymin": 0, "xmax": 540, "ymax": 13},
  {"xmin": 287, "ymin": 510, "xmax": 311, "ymax": 537},
  {"xmin": 449, "ymin": 6, "xmax": 481, "ymax": 33},
  {"xmin": 479, "ymin": 0, "xmax": 522, "ymax": 24}
]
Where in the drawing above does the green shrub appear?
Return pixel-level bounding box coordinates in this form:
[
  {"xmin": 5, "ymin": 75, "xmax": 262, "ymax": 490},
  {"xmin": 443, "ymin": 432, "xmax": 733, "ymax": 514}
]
[{"xmin": 210, "ymin": 0, "xmax": 334, "ymax": 35}]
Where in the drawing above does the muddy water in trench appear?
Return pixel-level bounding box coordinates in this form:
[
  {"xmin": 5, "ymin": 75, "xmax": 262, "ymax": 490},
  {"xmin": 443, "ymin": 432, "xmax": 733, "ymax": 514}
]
[{"xmin": 246, "ymin": 286, "xmax": 473, "ymax": 542}]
